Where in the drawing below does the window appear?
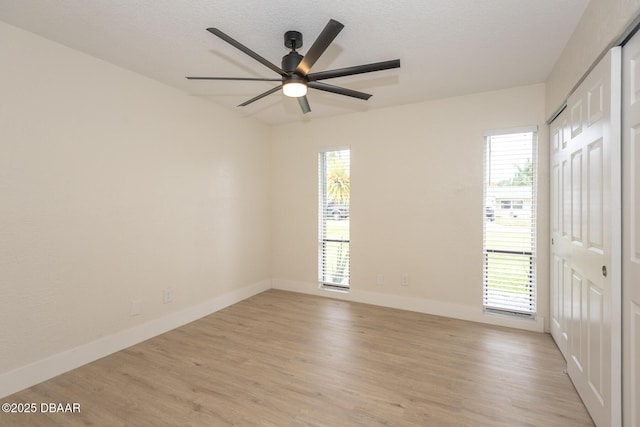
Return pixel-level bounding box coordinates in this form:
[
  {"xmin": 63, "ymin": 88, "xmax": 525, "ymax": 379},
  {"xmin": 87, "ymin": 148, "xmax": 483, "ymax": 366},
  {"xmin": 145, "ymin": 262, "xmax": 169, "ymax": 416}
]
[
  {"xmin": 483, "ymin": 128, "xmax": 537, "ymax": 316},
  {"xmin": 500, "ymin": 199, "xmax": 524, "ymax": 210},
  {"xmin": 319, "ymin": 149, "xmax": 350, "ymax": 290}
]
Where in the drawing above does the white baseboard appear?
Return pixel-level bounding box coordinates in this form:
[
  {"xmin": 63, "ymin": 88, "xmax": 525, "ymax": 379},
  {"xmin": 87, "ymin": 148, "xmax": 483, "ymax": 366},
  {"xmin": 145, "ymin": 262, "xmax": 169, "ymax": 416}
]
[
  {"xmin": 272, "ymin": 279, "xmax": 545, "ymax": 333},
  {"xmin": 0, "ymin": 279, "xmax": 271, "ymax": 399}
]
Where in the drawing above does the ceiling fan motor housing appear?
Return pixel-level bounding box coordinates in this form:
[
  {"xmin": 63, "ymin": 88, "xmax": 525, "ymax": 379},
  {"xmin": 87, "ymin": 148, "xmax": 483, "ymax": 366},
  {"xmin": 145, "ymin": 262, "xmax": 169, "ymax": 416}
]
[{"xmin": 282, "ymin": 51, "xmax": 304, "ymax": 74}]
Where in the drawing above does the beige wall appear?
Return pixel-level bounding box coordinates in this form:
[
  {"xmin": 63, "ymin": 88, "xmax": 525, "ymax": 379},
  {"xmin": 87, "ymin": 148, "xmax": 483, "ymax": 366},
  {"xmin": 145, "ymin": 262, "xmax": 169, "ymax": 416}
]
[
  {"xmin": 271, "ymin": 84, "xmax": 549, "ymax": 331},
  {"xmin": 546, "ymin": 0, "xmax": 640, "ymax": 116},
  {"xmin": 0, "ymin": 22, "xmax": 271, "ymax": 374}
]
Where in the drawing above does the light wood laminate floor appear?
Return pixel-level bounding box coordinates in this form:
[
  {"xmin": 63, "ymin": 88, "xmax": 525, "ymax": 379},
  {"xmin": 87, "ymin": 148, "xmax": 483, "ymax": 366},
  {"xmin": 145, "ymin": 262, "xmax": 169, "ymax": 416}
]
[{"xmin": 2, "ymin": 289, "xmax": 593, "ymax": 426}]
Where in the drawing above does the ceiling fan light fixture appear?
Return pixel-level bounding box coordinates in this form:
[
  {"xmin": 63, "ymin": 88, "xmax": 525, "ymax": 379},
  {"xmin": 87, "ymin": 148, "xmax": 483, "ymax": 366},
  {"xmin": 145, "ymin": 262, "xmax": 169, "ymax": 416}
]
[
  {"xmin": 282, "ymin": 75, "xmax": 307, "ymax": 97},
  {"xmin": 283, "ymin": 82, "xmax": 307, "ymax": 97}
]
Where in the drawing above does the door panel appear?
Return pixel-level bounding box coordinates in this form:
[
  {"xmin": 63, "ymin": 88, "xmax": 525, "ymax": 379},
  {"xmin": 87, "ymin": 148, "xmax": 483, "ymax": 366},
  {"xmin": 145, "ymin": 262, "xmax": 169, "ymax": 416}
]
[
  {"xmin": 587, "ymin": 140, "xmax": 603, "ymax": 251},
  {"xmin": 572, "ymin": 99, "xmax": 584, "ymax": 138},
  {"xmin": 570, "ymin": 270, "xmax": 584, "ymax": 371},
  {"xmin": 550, "ymin": 48, "xmax": 621, "ymax": 427},
  {"xmin": 563, "ymin": 159, "xmax": 571, "ymax": 237},
  {"xmin": 563, "ymin": 259, "xmax": 572, "ymax": 343},
  {"xmin": 588, "ymin": 281, "xmax": 604, "ymax": 403},
  {"xmin": 552, "ymin": 255, "xmax": 561, "ymax": 330},
  {"xmin": 623, "ymin": 31, "xmax": 640, "ymax": 427},
  {"xmin": 572, "ymin": 149, "xmax": 583, "ymax": 243},
  {"xmin": 588, "ymin": 79, "xmax": 604, "ymax": 125}
]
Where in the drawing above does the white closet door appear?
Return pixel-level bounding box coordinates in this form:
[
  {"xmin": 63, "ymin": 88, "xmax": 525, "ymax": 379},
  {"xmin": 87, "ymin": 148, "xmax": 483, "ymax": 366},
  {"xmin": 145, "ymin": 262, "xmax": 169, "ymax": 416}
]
[
  {"xmin": 623, "ymin": 31, "xmax": 640, "ymax": 427},
  {"xmin": 550, "ymin": 47, "xmax": 622, "ymax": 427},
  {"xmin": 550, "ymin": 107, "xmax": 570, "ymax": 357}
]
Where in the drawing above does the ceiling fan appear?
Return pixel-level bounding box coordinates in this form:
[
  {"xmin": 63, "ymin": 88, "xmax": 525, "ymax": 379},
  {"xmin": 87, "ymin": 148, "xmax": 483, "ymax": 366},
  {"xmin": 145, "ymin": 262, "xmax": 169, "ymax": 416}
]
[{"xmin": 187, "ymin": 19, "xmax": 400, "ymax": 114}]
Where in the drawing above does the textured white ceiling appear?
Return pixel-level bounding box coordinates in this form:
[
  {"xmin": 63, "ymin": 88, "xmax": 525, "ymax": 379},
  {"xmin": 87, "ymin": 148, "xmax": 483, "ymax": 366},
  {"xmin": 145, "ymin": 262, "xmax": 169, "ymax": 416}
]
[{"xmin": 0, "ymin": 0, "xmax": 589, "ymax": 125}]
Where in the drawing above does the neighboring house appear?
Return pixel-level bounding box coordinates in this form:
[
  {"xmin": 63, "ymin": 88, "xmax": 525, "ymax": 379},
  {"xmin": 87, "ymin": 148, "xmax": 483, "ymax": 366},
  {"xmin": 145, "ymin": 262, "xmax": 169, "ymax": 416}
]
[{"xmin": 486, "ymin": 186, "xmax": 532, "ymax": 219}]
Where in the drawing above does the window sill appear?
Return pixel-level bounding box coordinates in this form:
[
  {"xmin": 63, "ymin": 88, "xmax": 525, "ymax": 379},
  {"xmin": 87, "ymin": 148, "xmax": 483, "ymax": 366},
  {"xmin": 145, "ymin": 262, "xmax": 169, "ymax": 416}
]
[
  {"xmin": 484, "ymin": 307, "xmax": 536, "ymax": 321},
  {"xmin": 319, "ymin": 283, "xmax": 350, "ymax": 294}
]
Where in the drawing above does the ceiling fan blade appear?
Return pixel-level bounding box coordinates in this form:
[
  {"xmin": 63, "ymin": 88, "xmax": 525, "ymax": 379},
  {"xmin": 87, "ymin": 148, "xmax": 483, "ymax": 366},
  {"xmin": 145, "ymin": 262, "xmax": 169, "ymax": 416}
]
[
  {"xmin": 295, "ymin": 19, "xmax": 344, "ymax": 76},
  {"xmin": 308, "ymin": 81, "xmax": 372, "ymax": 100},
  {"xmin": 186, "ymin": 76, "xmax": 282, "ymax": 81},
  {"xmin": 237, "ymin": 85, "xmax": 282, "ymax": 107},
  {"xmin": 307, "ymin": 59, "xmax": 401, "ymax": 81},
  {"xmin": 207, "ymin": 28, "xmax": 287, "ymax": 77},
  {"xmin": 297, "ymin": 96, "xmax": 311, "ymax": 114}
]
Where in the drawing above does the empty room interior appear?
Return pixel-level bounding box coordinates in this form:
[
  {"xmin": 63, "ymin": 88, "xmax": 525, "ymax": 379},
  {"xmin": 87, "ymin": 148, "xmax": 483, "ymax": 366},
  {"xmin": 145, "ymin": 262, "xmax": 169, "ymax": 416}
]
[{"xmin": 1, "ymin": 1, "xmax": 639, "ymax": 426}]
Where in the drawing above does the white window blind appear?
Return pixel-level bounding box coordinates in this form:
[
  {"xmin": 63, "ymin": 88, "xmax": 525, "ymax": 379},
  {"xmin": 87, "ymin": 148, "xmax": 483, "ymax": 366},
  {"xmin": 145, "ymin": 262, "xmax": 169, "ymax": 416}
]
[
  {"xmin": 319, "ymin": 149, "xmax": 350, "ymax": 290},
  {"xmin": 483, "ymin": 130, "xmax": 537, "ymax": 316}
]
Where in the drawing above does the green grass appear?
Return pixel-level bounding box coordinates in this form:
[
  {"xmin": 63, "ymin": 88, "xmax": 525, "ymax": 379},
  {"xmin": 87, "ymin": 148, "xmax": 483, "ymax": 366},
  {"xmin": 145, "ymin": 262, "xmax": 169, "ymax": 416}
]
[
  {"xmin": 325, "ymin": 219, "xmax": 349, "ymax": 239},
  {"xmin": 484, "ymin": 220, "xmax": 534, "ymax": 309},
  {"xmin": 484, "ymin": 252, "xmax": 533, "ymax": 292}
]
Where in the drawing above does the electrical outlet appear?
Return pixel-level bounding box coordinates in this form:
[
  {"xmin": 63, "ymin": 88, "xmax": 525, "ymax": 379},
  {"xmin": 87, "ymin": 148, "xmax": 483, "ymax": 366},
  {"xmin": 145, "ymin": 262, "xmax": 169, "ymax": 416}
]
[
  {"xmin": 163, "ymin": 288, "xmax": 173, "ymax": 304},
  {"xmin": 401, "ymin": 274, "xmax": 409, "ymax": 286},
  {"xmin": 129, "ymin": 300, "xmax": 141, "ymax": 316},
  {"xmin": 376, "ymin": 273, "xmax": 384, "ymax": 286}
]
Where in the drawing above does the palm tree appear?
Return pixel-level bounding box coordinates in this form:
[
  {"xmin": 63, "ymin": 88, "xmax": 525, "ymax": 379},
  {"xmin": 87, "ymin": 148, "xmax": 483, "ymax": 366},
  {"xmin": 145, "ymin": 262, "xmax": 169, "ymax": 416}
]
[{"xmin": 326, "ymin": 152, "xmax": 350, "ymax": 204}]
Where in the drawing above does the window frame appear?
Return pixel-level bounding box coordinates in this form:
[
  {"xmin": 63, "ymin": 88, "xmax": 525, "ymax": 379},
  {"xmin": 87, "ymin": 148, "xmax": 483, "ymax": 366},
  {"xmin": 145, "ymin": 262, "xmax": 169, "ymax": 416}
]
[
  {"xmin": 482, "ymin": 127, "xmax": 538, "ymax": 317},
  {"xmin": 318, "ymin": 147, "xmax": 351, "ymax": 292}
]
